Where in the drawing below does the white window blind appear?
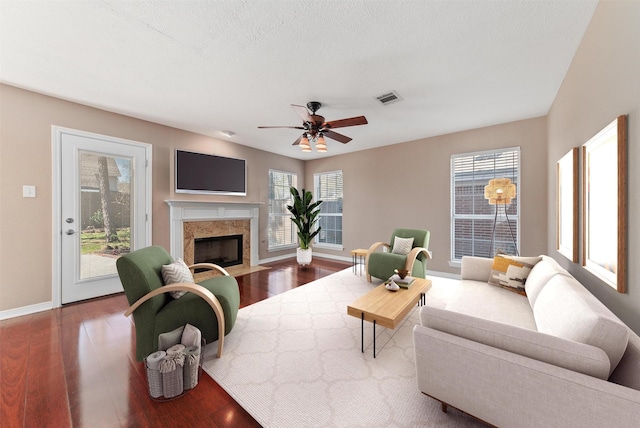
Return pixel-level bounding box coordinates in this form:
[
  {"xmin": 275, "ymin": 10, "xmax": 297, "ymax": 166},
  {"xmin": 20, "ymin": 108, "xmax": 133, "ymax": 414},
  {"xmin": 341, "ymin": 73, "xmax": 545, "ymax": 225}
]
[
  {"xmin": 314, "ymin": 170, "xmax": 343, "ymax": 248},
  {"xmin": 268, "ymin": 170, "xmax": 297, "ymax": 250},
  {"xmin": 451, "ymin": 148, "xmax": 520, "ymax": 261}
]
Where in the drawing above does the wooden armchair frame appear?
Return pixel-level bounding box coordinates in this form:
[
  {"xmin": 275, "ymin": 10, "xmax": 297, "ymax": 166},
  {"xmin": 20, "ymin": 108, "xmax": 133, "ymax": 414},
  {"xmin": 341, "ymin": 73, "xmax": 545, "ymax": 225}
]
[{"xmin": 124, "ymin": 263, "xmax": 231, "ymax": 358}]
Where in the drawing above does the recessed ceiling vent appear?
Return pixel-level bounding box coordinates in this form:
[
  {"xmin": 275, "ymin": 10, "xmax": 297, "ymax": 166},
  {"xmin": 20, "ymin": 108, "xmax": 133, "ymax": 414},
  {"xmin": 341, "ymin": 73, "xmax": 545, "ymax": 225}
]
[{"xmin": 375, "ymin": 90, "xmax": 403, "ymax": 106}]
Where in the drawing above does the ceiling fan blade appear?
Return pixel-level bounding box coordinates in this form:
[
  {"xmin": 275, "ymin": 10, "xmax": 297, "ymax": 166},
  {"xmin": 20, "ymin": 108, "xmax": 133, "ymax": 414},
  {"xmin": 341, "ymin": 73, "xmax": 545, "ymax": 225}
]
[
  {"xmin": 258, "ymin": 126, "xmax": 306, "ymax": 129},
  {"xmin": 291, "ymin": 104, "xmax": 313, "ymax": 123},
  {"xmin": 292, "ymin": 134, "xmax": 304, "ymax": 146},
  {"xmin": 323, "ymin": 130, "xmax": 352, "ymax": 144},
  {"xmin": 323, "ymin": 116, "xmax": 368, "ymax": 129}
]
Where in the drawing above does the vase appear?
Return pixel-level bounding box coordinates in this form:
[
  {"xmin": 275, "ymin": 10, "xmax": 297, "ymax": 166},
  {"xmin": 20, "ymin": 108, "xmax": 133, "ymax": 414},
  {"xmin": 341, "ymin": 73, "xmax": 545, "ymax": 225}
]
[{"xmin": 297, "ymin": 248, "xmax": 312, "ymax": 266}]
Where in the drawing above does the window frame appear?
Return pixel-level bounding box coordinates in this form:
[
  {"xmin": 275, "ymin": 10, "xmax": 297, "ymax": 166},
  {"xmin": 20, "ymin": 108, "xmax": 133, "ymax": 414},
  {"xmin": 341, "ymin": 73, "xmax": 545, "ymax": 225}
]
[
  {"xmin": 450, "ymin": 147, "xmax": 521, "ymax": 266},
  {"xmin": 313, "ymin": 170, "xmax": 344, "ymax": 251},
  {"xmin": 267, "ymin": 169, "xmax": 298, "ymax": 251}
]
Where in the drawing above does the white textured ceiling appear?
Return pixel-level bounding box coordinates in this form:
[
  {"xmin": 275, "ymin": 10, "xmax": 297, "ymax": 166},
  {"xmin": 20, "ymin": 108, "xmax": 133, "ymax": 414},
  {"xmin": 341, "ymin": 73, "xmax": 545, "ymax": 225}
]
[{"xmin": 0, "ymin": 0, "xmax": 598, "ymax": 159}]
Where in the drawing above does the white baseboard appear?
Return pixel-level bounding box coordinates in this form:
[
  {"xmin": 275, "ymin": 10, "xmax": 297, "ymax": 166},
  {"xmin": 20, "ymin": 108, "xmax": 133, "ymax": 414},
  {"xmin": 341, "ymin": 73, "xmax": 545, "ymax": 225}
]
[
  {"xmin": 259, "ymin": 253, "xmax": 458, "ymax": 279},
  {"xmin": 0, "ymin": 301, "xmax": 53, "ymax": 321},
  {"xmin": 427, "ymin": 269, "xmax": 461, "ymax": 280},
  {"xmin": 260, "ymin": 252, "xmax": 352, "ymax": 265},
  {"xmin": 312, "ymin": 252, "xmax": 351, "ymax": 263},
  {"xmin": 258, "ymin": 253, "xmax": 296, "ymax": 264}
]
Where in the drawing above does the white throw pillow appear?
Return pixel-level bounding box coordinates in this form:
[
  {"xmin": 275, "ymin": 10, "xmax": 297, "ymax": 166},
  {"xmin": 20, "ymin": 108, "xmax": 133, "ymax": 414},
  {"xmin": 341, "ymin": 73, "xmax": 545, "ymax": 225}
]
[
  {"xmin": 161, "ymin": 258, "xmax": 194, "ymax": 299},
  {"xmin": 392, "ymin": 236, "xmax": 414, "ymax": 255}
]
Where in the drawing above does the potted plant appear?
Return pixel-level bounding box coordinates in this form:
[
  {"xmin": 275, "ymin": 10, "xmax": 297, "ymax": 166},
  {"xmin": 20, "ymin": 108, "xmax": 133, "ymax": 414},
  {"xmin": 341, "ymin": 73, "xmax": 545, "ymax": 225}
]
[{"xmin": 286, "ymin": 187, "xmax": 323, "ymax": 265}]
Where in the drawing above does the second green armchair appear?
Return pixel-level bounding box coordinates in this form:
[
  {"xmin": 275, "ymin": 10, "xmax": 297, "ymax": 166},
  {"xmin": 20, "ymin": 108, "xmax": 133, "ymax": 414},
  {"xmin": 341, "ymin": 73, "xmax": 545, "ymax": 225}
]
[{"xmin": 366, "ymin": 228, "xmax": 431, "ymax": 282}]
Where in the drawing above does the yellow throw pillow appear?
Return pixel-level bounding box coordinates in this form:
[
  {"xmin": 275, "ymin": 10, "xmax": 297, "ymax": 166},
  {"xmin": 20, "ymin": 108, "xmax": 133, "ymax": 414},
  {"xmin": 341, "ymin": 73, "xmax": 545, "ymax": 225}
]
[{"xmin": 488, "ymin": 255, "xmax": 541, "ymax": 295}]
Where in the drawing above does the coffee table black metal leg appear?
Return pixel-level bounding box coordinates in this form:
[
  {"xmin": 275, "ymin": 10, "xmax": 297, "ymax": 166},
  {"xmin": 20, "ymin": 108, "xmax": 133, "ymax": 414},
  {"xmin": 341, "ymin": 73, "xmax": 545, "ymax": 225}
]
[
  {"xmin": 373, "ymin": 320, "xmax": 377, "ymax": 358},
  {"xmin": 361, "ymin": 312, "xmax": 364, "ymax": 353}
]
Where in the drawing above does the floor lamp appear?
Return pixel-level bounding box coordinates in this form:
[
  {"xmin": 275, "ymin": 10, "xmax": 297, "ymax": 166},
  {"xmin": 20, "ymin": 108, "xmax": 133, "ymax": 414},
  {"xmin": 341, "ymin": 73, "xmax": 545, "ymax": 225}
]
[{"xmin": 484, "ymin": 178, "xmax": 518, "ymax": 256}]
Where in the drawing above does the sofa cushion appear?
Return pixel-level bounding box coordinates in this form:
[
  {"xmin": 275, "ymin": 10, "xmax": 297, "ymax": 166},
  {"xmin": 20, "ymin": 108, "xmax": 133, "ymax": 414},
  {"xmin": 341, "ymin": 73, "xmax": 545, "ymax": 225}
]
[
  {"xmin": 445, "ymin": 280, "xmax": 537, "ymax": 330},
  {"xmin": 420, "ymin": 306, "xmax": 611, "ymax": 379},
  {"xmin": 525, "ymin": 255, "xmax": 571, "ymax": 307},
  {"xmin": 488, "ymin": 255, "xmax": 541, "ymax": 295},
  {"xmin": 460, "ymin": 256, "xmax": 493, "ymax": 282},
  {"xmin": 533, "ymin": 275, "xmax": 629, "ymax": 375}
]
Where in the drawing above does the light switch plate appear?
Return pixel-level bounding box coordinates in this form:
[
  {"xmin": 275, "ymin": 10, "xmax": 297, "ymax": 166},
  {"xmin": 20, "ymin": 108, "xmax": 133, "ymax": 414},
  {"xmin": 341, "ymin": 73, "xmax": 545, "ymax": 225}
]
[{"xmin": 23, "ymin": 185, "xmax": 36, "ymax": 198}]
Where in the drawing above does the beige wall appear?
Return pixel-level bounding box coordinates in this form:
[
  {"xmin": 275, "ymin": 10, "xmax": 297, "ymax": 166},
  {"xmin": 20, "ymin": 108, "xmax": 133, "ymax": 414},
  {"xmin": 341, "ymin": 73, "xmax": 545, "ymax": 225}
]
[
  {"xmin": 0, "ymin": 82, "xmax": 547, "ymax": 313},
  {"xmin": 547, "ymin": 0, "xmax": 640, "ymax": 333},
  {"xmin": 306, "ymin": 116, "xmax": 548, "ymax": 275},
  {"xmin": 0, "ymin": 84, "xmax": 304, "ymax": 311}
]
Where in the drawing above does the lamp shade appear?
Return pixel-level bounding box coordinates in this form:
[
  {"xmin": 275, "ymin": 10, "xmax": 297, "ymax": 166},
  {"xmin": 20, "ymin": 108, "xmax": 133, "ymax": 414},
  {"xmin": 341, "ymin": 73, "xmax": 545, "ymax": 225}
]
[
  {"xmin": 315, "ymin": 134, "xmax": 327, "ymax": 150},
  {"xmin": 484, "ymin": 178, "xmax": 516, "ymax": 205},
  {"xmin": 299, "ymin": 135, "xmax": 311, "ymax": 152}
]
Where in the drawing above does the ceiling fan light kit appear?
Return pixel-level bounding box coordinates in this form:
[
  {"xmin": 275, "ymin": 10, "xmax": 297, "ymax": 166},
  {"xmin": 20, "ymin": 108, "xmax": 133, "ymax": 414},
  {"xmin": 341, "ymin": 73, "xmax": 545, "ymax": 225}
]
[
  {"xmin": 299, "ymin": 135, "xmax": 311, "ymax": 151},
  {"xmin": 258, "ymin": 101, "xmax": 368, "ymax": 154}
]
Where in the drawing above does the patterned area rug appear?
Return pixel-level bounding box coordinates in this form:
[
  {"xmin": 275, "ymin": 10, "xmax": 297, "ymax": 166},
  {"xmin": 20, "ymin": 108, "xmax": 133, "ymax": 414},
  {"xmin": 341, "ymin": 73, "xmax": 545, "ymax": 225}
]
[{"xmin": 202, "ymin": 267, "xmax": 484, "ymax": 427}]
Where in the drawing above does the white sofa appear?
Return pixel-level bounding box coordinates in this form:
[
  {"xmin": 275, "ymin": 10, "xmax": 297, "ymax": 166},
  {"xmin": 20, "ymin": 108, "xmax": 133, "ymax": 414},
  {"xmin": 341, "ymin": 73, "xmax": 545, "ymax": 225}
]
[{"xmin": 413, "ymin": 255, "xmax": 640, "ymax": 427}]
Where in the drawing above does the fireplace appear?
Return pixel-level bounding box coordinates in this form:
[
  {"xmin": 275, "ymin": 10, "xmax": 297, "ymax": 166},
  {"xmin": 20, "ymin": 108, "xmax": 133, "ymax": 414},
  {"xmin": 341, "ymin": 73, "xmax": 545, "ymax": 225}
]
[
  {"xmin": 165, "ymin": 200, "xmax": 260, "ymax": 269},
  {"xmin": 194, "ymin": 234, "xmax": 243, "ymax": 270}
]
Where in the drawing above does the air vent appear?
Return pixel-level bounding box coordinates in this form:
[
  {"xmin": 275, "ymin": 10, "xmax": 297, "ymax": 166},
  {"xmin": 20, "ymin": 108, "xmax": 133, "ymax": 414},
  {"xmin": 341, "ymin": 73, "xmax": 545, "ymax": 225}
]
[{"xmin": 375, "ymin": 90, "xmax": 403, "ymax": 106}]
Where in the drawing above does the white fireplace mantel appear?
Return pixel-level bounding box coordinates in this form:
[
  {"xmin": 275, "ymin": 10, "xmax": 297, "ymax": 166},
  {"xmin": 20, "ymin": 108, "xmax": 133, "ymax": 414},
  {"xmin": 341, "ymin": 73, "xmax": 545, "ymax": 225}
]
[{"xmin": 165, "ymin": 200, "xmax": 261, "ymax": 265}]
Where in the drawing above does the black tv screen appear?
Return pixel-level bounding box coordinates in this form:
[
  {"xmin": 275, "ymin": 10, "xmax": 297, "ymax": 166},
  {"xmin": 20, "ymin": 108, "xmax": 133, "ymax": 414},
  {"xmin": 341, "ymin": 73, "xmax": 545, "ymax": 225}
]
[{"xmin": 175, "ymin": 150, "xmax": 246, "ymax": 196}]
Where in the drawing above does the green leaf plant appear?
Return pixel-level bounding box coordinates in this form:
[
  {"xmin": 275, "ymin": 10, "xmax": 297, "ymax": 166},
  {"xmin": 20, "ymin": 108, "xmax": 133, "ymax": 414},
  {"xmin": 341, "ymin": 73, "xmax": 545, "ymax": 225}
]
[{"xmin": 286, "ymin": 187, "xmax": 323, "ymax": 250}]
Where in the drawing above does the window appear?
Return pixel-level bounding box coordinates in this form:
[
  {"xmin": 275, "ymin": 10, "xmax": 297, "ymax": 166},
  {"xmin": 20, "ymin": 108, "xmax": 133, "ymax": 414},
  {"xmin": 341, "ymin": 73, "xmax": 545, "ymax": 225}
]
[
  {"xmin": 314, "ymin": 170, "xmax": 343, "ymax": 248},
  {"xmin": 268, "ymin": 170, "xmax": 298, "ymax": 250},
  {"xmin": 451, "ymin": 148, "xmax": 520, "ymax": 262}
]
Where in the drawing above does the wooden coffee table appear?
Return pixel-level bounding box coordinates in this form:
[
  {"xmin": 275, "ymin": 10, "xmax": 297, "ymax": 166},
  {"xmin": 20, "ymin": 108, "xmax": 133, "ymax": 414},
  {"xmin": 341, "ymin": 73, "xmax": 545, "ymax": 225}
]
[{"xmin": 347, "ymin": 277, "xmax": 432, "ymax": 357}]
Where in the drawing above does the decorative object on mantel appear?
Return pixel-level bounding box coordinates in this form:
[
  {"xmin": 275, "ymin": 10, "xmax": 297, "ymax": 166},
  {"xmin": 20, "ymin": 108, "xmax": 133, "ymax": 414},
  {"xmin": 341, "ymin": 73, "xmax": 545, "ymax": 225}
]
[
  {"xmin": 484, "ymin": 177, "xmax": 518, "ymax": 257},
  {"xmin": 286, "ymin": 187, "xmax": 323, "ymax": 266}
]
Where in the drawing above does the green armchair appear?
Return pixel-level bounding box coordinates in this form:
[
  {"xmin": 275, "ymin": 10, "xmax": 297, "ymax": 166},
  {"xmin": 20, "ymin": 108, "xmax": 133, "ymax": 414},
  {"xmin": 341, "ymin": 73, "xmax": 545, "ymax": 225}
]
[
  {"xmin": 366, "ymin": 228, "xmax": 431, "ymax": 282},
  {"xmin": 116, "ymin": 245, "xmax": 240, "ymax": 361}
]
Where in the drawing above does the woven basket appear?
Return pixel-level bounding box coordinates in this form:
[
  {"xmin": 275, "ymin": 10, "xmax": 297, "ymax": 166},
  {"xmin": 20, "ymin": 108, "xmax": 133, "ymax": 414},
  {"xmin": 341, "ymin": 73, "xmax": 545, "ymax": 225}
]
[{"xmin": 144, "ymin": 337, "xmax": 205, "ymax": 401}]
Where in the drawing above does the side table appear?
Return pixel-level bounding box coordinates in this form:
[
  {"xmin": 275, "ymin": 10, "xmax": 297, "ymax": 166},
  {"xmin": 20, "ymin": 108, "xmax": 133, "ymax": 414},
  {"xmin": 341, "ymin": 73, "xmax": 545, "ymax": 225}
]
[{"xmin": 350, "ymin": 248, "xmax": 368, "ymax": 275}]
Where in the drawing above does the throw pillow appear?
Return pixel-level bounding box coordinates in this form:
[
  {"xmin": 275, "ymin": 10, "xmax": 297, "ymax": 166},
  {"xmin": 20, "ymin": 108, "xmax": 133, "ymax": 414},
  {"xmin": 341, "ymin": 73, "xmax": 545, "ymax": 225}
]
[
  {"xmin": 391, "ymin": 236, "xmax": 414, "ymax": 255},
  {"xmin": 161, "ymin": 258, "xmax": 194, "ymax": 299},
  {"xmin": 488, "ymin": 255, "xmax": 541, "ymax": 295}
]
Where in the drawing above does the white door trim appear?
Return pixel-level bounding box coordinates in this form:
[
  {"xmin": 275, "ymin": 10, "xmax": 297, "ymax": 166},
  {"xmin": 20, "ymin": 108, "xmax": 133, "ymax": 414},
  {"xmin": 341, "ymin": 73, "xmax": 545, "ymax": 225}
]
[{"xmin": 51, "ymin": 126, "xmax": 152, "ymax": 308}]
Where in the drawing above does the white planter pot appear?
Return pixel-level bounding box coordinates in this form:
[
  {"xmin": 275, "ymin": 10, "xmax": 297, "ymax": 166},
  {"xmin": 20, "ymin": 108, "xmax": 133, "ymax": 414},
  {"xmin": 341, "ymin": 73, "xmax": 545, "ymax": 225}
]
[{"xmin": 297, "ymin": 248, "xmax": 312, "ymax": 266}]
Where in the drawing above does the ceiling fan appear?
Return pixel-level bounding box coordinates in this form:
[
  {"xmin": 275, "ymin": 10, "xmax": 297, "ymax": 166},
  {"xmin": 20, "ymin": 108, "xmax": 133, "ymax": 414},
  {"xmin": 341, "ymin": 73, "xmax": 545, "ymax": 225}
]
[{"xmin": 258, "ymin": 101, "xmax": 368, "ymax": 152}]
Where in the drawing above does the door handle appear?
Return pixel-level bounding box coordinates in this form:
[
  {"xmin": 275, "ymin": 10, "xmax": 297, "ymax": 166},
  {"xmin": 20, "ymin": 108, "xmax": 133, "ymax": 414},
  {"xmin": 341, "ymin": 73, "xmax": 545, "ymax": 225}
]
[{"xmin": 65, "ymin": 229, "xmax": 76, "ymax": 235}]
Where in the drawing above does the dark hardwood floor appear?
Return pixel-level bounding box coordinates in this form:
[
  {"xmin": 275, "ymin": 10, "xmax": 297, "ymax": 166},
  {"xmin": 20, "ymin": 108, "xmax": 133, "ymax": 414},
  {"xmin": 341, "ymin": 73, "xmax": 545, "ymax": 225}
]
[{"xmin": 0, "ymin": 257, "xmax": 350, "ymax": 428}]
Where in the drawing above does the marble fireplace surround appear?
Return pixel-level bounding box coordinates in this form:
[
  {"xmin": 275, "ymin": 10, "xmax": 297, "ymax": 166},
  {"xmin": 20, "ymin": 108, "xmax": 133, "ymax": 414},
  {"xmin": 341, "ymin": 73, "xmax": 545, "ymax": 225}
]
[{"xmin": 165, "ymin": 200, "xmax": 260, "ymax": 267}]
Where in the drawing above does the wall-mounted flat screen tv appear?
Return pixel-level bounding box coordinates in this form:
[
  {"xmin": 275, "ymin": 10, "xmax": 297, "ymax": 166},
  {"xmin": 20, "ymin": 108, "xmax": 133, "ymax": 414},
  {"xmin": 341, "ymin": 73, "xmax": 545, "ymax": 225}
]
[{"xmin": 175, "ymin": 150, "xmax": 247, "ymax": 196}]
